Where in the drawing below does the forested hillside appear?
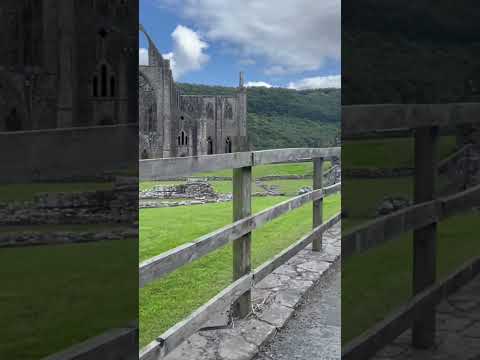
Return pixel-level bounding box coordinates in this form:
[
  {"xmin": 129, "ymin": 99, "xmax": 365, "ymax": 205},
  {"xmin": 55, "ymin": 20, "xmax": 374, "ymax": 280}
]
[{"xmin": 177, "ymin": 83, "xmax": 340, "ymax": 150}]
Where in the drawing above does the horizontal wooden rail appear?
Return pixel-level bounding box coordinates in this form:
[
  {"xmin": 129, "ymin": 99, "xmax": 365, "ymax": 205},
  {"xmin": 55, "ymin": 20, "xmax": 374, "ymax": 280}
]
[
  {"xmin": 140, "ymin": 183, "xmax": 341, "ymax": 287},
  {"xmin": 342, "ymin": 257, "xmax": 480, "ymax": 360},
  {"xmin": 342, "ymin": 183, "xmax": 480, "ymax": 259},
  {"xmin": 140, "ymin": 212, "xmax": 341, "ymax": 359},
  {"xmin": 140, "ymin": 274, "xmax": 253, "ymax": 360},
  {"xmin": 342, "ymin": 102, "xmax": 480, "ymax": 137},
  {"xmin": 437, "ymin": 144, "xmax": 471, "ymax": 174},
  {"xmin": 42, "ymin": 326, "xmax": 137, "ymax": 360},
  {"xmin": 140, "ymin": 152, "xmax": 251, "ymax": 181},
  {"xmin": 252, "ymin": 147, "xmax": 340, "ymax": 166},
  {"xmin": 140, "ymin": 147, "xmax": 340, "ymax": 180}
]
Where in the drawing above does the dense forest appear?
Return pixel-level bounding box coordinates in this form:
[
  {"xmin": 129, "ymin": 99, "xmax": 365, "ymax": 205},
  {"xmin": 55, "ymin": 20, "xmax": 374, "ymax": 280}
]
[{"xmin": 177, "ymin": 83, "xmax": 340, "ymax": 150}]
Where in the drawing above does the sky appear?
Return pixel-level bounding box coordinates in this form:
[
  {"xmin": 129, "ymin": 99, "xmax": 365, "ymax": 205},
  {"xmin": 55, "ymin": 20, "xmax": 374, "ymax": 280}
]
[{"xmin": 139, "ymin": 0, "xmax": 340, "ymax": 89}]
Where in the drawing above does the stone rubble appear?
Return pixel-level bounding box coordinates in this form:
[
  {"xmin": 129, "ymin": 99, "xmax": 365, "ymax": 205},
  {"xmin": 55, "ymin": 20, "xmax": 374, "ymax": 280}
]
[
  {"xmin": 140, "ymin": 180, "xmax": 217, "ymax": 200},
  {"xmin": 376, "ymin": 196, "xmax": 411, "ymax": 216},
  {"xmin": 0, "ymin": 177, "xmax": 137, "ymax": 246},
  {"xmin": 297, "ymin": 186, "xmax": 313, "ymax": 195},
  {"xmin": 0, "ymin": 228, "xmax": 138, "ymax": 247}
]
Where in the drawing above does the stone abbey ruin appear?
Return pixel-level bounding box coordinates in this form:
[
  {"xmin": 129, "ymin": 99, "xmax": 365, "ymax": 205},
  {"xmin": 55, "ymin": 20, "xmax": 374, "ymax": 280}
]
[
  {"xmin": 0, "ymin": 0, "xmax": 138, "ymax": 131},
  {"xmin": 139, "ymin": 25, "xmax": 248, "ymax": 159}
]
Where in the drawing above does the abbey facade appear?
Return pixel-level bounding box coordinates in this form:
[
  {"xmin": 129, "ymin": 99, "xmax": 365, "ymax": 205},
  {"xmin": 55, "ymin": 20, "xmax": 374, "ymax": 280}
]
[
  {"xmin": 0, "ymin": 0, "xmax": 138, "ymax": 131},
  {"xmin": 139, "ymin": 26, "xmax": 247, "ymax": 159}
]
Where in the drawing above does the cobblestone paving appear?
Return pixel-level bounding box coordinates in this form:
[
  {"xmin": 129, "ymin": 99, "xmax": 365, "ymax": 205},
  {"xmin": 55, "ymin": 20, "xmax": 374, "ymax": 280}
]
[
  {"xmin": 254, "ymin": 261, "xmax": 340, "ymax": 360},
  {"xmin": 373, "ymin": 273, "xmax": 480, "ymax": 360},
  {"xmin": 164, "ymin": 223, "xmax": 341, "ymax": 360}
]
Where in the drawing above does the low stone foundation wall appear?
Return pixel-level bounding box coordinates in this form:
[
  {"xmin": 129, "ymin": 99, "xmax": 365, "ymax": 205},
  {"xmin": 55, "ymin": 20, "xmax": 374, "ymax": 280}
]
[
  {"xmin": 0, "ymin": 177, "xmax": 137, "ymax": 225},
  {"xmin": 344, "ymin": 167, "xmax": 413, "ymax": 178},
  {"xmin": 0, "ymin": 228, "xmax": 138, "ymax": 247}
]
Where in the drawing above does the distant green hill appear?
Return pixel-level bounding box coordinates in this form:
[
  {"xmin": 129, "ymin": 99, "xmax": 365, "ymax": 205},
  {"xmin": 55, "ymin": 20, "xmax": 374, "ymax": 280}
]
[{"xmin": 177, "ymin": 83, "xmax": 340, "ymax": 150}]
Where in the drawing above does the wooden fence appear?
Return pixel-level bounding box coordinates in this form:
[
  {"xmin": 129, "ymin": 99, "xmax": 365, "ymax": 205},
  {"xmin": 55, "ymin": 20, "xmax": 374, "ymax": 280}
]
[
  {"xmin": 139, "ymin": 147, "xmax": 341, "ymax": 359},
  {"xmin": 342, "ymin": 103, "xmax": 480, "ymax": 359}
]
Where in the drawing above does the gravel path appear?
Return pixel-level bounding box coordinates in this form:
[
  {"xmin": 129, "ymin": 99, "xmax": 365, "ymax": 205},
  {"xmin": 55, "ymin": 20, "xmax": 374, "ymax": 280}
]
[{"xmin": 254, "ymin": 260, "xmax": 340, "ymax": 360}]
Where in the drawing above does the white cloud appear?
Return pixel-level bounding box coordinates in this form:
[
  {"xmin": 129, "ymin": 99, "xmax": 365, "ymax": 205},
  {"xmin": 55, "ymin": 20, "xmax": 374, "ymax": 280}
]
[
  {"xmin": 157, "ymin": 0, "xmax": 340, "ymax": 75},
  {"xmin": 139, "ymin": 48, "xmax": 149, "ymax": 66},
  {"xmin": 246, "ymin": 81, "xmax": 272, "ymax": 88},
  {"xmin": 288, "ymin": 75, "xmax": 341, "ymax": 90},
  {"xmin": 138, "ymin": 25, "xmax": 209, "ymax": 79},
  {"xmin": 168, "ymin": 25, "xmax": 209, "ymax": 79}
]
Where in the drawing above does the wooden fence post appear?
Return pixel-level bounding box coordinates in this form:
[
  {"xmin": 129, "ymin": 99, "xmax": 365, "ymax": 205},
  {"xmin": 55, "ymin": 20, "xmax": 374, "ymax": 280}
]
[
  {"xmin": 313, "ymin": 157, "xmax": 324, "ymax": 251},
  {"xmin": 412, "ymin": 126, "xmax": 438, "ymax": 348},
  {"xmin": 232, "ymin": 165, "xmax": 252, "ymax": 318}
]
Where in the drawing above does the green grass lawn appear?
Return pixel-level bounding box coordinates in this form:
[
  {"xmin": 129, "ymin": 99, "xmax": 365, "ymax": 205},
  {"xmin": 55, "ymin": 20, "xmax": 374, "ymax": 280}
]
[
  {"xmin": 342, "ymin": 211, "xmax": 480, "ymax": 344},
  {"xmin": 342, "ymin": 177, "xmax": 413, "ymax": 219},
  {"xmin": 194, "ymin": 161, "xmax": 331, "ymax": 178},
  {"xmin": 343, "ymin": 136, "xmax": 456, "ymax": 169},
  {"xmin": 0, "ymin": 182, "xmax": 113, "ymax": 202},
  {"xmin": 0, "ymin": 239, "xmax": 137, "ymax": 360},
  {"xmin": 139, "ymin": 193, "xmax": 341, "ymax": 347},
  {"xmin": 342, "ymin": 173, "xmax": 452, "ymax": 222}
]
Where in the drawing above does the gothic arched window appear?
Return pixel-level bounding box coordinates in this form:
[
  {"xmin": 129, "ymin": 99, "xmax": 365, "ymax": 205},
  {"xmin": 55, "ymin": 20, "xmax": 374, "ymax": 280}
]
[
  {"xmin": 93, "ymin": 62, "xmax": 116, "ymax": 98},
  {"xmin": 206, "ymin": 103, "xmax": 214, "ymax": 119},
  {"xmin": 5, "ymin": 108, "xmax": 21, "ymax": 132},
  {"xmin": 101, "ymin": 64, "xmax": 108, "ymax": 97},
  {"xmin": 207, "ymin": 137, "xmax": 213, "ymax": 155},
  {"xmin": 225, "ymin": 137, "xmax": 232, "ymax": 153},
  {"xmin": 224, "ymin": 102, "xmax": 233, "ymax": 119},
  {"xmin": 93, "ymin": 76, "xmax": 99, "ymax": 97}
]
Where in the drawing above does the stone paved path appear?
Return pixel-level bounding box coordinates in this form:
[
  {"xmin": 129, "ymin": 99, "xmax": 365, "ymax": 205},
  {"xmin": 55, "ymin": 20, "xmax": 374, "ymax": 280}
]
[
  {"xmin": 254, "ymin": 260, "xmax": 340, "ymax": 360},
  {"xmin": 373, "ymin": 273, "xmax": 480, "ymax": 360},
  {"xmin": 164, "ymin": 224, "xmax": 341, "ymax": 360}
]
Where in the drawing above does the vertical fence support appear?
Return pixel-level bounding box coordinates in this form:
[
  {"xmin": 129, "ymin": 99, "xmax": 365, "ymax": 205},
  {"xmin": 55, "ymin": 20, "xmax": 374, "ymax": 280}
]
[
  {"xmin": 312, "ymin": 157, "xmax": 324, "ymax": 251},
  {"xmin": 232, "ymin": 165, "xmax": 252, "ymax": 318},
  {"xmin": 412, "ymin": 126, "xmax": 438, "ymax": 348}
]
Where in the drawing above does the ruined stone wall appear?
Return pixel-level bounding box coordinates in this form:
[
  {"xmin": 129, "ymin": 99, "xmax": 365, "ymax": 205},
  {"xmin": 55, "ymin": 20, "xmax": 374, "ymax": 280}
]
[{"xmin": 138, "ymin": 25, "xmax": 248, "ymax": 159}]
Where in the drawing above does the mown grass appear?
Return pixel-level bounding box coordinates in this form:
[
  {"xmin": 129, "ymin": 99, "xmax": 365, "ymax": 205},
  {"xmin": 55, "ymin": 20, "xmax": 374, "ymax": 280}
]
[
  {"xmin": 0, "ymin": 182, "xmax": 113, "ymax": 202},
  {"xmin": 193, "ymin": 161, "xmax": 330, "ymax": 178},
  {"xmin": 342, "ymin": 136, "xmax": 456, "ymax": 169},
  {"xmin": 139, "ymin": 193, "xmax": 341, "ymax": 347},
  {"xmin": 342, "ymin": 211, "xmax": 480, "ymax": 343},
  {"xmin": 0, "ymin": 239, "xmax": 137, "ymax": 360}
]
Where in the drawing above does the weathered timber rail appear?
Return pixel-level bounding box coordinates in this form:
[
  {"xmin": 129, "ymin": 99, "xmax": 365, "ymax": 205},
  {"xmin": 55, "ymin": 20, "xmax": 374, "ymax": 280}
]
[
  {"xmin": 342, "ymin": 103, "xmax": 480, "ymax": 360},
  {"xmin": 139, "ymin": 147, "xmax": 341, "ymax": 359}
]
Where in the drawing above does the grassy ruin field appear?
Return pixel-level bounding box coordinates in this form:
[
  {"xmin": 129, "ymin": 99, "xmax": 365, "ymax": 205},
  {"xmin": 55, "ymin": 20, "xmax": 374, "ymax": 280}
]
[{"xmin": 139, "ymin": 161, "xmax": 340, "ymax": 347}]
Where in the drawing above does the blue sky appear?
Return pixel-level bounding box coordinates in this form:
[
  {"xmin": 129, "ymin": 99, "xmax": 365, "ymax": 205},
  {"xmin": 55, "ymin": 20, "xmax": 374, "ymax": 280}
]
[{"xmin": 139, "ymin": 0, "xmax": 340, "ymax": 89}]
